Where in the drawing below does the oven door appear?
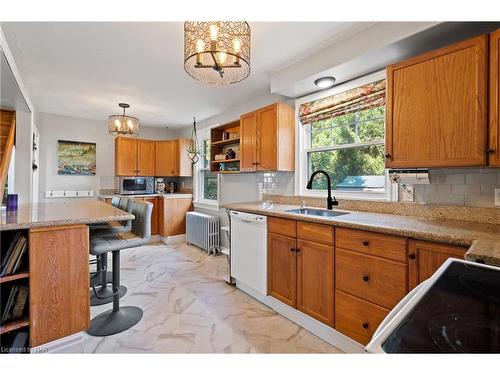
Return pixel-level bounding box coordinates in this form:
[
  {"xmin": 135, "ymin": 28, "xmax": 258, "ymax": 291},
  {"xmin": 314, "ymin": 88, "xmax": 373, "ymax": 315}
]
[{"xmin": 119, "ymin": 177, "xmax": 153, "ymax": 195}]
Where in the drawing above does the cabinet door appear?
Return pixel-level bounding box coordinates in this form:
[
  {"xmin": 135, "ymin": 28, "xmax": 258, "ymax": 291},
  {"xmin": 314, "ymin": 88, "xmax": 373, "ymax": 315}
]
[
  {"xmin": 171, "ymin": 140, "xmax": 180, "ymax": 176},
  {"xmin": 137, "ymin": 139, "xmax": 156, "ymax": 176},
  {"xmin": 155, "ymin": 140, "xmax": 174, "ymax": 176},
  {"xmin": 256, "ymin": 104, "xmax": 278, "ymax": 171},
  {"xmin": 297, "ymin": 239, "xmax": 334, "ymax": 326},
  {"xmin": 115, "ymin": 137, "xmax": 138, "ymax": 176},
  {"xmin": 29, "ymin": 225, "xmax": 90, "ymax": 347},
  {"xmin": 177, "ymin": 139, "xmax": 193, "ymax": 177},
  {"xmin": 161, "ymin": 197, "xmax": 193, "ymax": 236},
  {"xmin": 240, "ymin": 111, "xmax": 257, "ymax": 172},
  {"xmin": 386, "ymin": 35, "xmax": 487, "ymax": 168},
  {"xmin": 143, "ymin": 197, "xmax": 159, "ymax": 235},
  {"xmin": 267, "ymin": 233, "xmax": 297, "ymax": 307},
  {"xmin": 408, "ymin": 240, "xmax": 466, "ymax": 291},
  {"xmin": 490, "ymin": 29, "xmax": 500, "ymax": 166}
]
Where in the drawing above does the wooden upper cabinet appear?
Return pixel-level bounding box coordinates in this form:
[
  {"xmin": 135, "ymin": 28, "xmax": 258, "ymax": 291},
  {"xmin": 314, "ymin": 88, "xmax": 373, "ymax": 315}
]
[
  {"xmin": 297, "ymin": 239, "xmax": 334, "ymax": 327},
  {"xmin": 386, "ymin": 35, "xmax": 488, "ymax": 168},
  {"xmin": 240, "ymin": 111, "xmax": 257, "ymax": 172},
  {"xmin": 489, "ymin": 29, "xmax": 500, "ymax": 166},
  {"xmin": 176, "ymin": 139, "xmax": 192, "ymax": 177},
  {"xmin": 155, "ymin": 139, "xmax": 192, "ymax": 177},
  {"xmin": 115, "ymin": 137, "xmax": 138, "ymax": 176},
  {"xmin": 240, "ymin": 102, "xmax": 295, "ymax": 172},
  {"xmin": 408, "ymin": 240, "xmax": 467, "ymax": 291},
  {"xmin": 137, "ymin": 139, "xmax": 156, "ymax": 176},
  {"xmin": 267, "ymin": 233, "xmax": 297, "ymax": 308}
]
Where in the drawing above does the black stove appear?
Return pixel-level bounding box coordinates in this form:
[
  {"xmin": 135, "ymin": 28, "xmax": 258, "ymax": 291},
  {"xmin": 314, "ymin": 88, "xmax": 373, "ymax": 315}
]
[{"xmin": 382, "ymin": 261, "xmax": 500, "ymax": 353}]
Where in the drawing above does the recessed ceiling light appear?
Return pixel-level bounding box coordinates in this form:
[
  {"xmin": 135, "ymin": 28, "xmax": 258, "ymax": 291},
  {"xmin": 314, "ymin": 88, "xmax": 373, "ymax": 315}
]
[{"xmin": 314, "ymin": 76, "xmax": 336, "ymax": 89}]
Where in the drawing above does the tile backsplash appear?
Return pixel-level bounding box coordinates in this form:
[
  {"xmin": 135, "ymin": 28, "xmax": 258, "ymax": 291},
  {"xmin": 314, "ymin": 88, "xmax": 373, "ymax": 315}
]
[
  {"xmin": 257, "ymin": 172, "xmax": 295, "ymax": 198},
  {"xmin": 402, "ymin": 168, "xmax": 500, "ymax": 207}
]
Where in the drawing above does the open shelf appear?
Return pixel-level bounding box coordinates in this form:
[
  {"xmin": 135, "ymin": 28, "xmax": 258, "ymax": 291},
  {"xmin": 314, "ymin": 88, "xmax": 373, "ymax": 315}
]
[
  {"xmin": 211, "ymin": 159, "xmax": 240, "ymax": 164},
  {"xmin": 0, "ymin": 317, "xmax": 29, "ymax": 335},
  {"xmin": 0, "ymin": 271, "xmax": 29, "ymax": 284},
  {"xmin": 211, "ymin": 137, "xmax": 240, "ymax": 147}
]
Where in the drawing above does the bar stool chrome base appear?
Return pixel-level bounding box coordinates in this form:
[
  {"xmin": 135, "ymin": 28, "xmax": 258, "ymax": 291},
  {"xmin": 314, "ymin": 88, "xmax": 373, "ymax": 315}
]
[
  {"xmin": 86, "ymin": 306, "xmax": 143, "ymax": 336},
  {"xmin": 90, "ymin": 285, "xmax": 127, "ymax": 306}
]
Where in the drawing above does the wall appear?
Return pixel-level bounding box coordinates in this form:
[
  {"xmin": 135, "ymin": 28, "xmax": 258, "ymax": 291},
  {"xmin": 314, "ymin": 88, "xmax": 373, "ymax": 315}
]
[
  {"xmin": 403, "ymin": 168, "xmax": 500, "ymax": 208},
  {"xmin": 37, "ymin": 112, "xmax": 173, "ymax": 202}
]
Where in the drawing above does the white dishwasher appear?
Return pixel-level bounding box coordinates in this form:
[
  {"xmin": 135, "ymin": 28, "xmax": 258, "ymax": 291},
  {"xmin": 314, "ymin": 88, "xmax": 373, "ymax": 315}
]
[{"xmin": 230, "ymin": 211, "xmax": 267, "ymax": 296}]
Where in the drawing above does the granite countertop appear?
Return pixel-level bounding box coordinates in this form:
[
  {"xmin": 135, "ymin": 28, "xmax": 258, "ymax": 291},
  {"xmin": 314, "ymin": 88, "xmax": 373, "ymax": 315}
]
[
  {"xmin": 0, "ymin": 201, "xmax": 134, "ymax": 231},
  {"xmin": 99, "ymin": 193, "xmax": 193, "ymax": 199},
  {"xmin": 223, "ymin": 201, "xmax": 500, "ymax": 266}
]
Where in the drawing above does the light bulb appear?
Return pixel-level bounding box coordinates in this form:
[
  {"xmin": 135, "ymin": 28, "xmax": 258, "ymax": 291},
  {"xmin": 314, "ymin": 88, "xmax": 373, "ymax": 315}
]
[
  {"xmin": 127, "ymin": 120, "xmax": 133, "ymax": 130},
  {"xmin": 219, "ymin": 52, "xmax": 227, "ymax": 64},
  {"xmin": 210, "ymin": 24, "xmax": 218, "ymax": 41},
  {"xmin": 233, "ymin": 38, "xmax": 241, "ymax": 53},
  {"xmin": 114, "ymin": 119, "xmax": 121, "ymax": 130},
  {"xmin": 196, "ymin": 39, "xmax": 205, "ymax": 53}
]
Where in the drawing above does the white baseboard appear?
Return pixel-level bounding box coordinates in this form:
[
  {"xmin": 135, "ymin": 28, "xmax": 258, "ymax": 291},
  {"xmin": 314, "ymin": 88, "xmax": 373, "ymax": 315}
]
[
  {"xmin": 160, "ymin": 234, "xmax": 186, "ymax": 245},
  {"xmin": 31, "ymin": 332, "xmax": 84, "ymax": 354},
  {"xmin": 235, "ymin": 281, "xmax": 365, "ymax": 353}
]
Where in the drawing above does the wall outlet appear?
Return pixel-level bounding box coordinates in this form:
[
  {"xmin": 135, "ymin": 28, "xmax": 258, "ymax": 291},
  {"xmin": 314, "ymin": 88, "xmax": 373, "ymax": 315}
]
[
  {"xmin": 402, "ymin": 185, "xmax": 414, "ymax": 202},
  {"xmin": 495, "ymin": 188, "xmax": 500, "ymax": 207}
]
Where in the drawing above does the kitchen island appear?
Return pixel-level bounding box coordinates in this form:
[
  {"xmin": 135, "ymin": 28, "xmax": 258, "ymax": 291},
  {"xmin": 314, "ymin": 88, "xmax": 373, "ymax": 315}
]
[{"xmin": 0, "ymin": 201, "xmax": 134, "ymax": 352}]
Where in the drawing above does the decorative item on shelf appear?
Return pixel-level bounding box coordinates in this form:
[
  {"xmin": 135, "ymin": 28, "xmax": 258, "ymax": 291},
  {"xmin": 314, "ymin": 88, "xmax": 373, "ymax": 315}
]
[
  {"xmin": 214, "ymin": 154, "xmax": 226, "ymax": 161},
  {"xmin": 57, "ymin": 140, "xmax": 96, "ymax": 175},
  {"xmin": 187, "ymin": 117, "xmax": 201, "ymax": 164},
  {"xmin": 168, "ymin": 182, "xmax": 177, "ymax": 194},
  {"xmin": 219, "ymin": 163, "xmax": 226, "ymax": 172},
  {"xmin": 231, "ymin": 132, "xmax": 240, "ymax": 139},
  {"xmin": 155, "ymin": 178, "xmax": 165, "ymax": 194},
  {"xmin": 226, "ymin": 165, "xmax": 239, "ymax": 172},
  {"xmin": 6, "ymin": 194, "xmax": 18, "ymax": 212},
  {"xmin": 108, "ymin": 103, "xmax": 139, "ymax": 136},
  {"xmin": 222, "ymin": 132, "xmax": 229, "ymax": 140},
  {"xmin": 184, "ymin": 21, "xmax": 251, "ymax": 85},
  {"xmin": 226, "ymin": 148, "xmax": 236, "ymax": 160}
]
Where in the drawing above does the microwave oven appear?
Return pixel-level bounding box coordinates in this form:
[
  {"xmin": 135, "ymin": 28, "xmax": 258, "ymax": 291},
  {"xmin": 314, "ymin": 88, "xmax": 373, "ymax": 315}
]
[{"xmin": 118, "ymin": 177, "xmax": 155, "ymax": 195}]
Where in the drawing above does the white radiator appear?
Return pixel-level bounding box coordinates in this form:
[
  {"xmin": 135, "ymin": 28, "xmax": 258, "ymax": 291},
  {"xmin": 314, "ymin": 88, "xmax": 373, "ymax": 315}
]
[{"xmin": 186, "ymin": 211, "xmax": 220, "ymax": 253}]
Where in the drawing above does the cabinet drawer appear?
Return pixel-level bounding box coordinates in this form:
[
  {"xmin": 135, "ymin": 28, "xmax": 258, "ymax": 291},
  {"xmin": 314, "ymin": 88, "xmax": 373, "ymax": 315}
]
[
  {"xmin": 268, "ymin": 217, "xmax": 296, "ymax": 237},
  {"xmin": 335, "ymin": 290, "xmax": 389, "ymax": 345},
  {"xmin": 336, "ymin": 249, "xmax": 407, "ymax": 309},
  {"xmin": 297, "ymin": 222, "xmax": 334, "ymax": 245},
  {"xmin": 336, "ymin": 227, "xmax": 406, "ymax": 262}
]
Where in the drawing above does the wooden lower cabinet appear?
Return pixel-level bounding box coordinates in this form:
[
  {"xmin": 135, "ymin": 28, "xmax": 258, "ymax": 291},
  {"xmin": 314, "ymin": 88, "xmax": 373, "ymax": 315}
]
[
  {"xmin": 158, "ymin": 197, "xmax": 193, "ymax": 237},
  {"xmin": 297, "ymin": 239, "xmax": 334, "ymax": 326},
  {"xmin": 335, "ymin": 290, "xmax": 389, "ymax": 345},
  {"xmin": 29, "ymin": 225, "xmax": 90, "ymax": 347},
  {"xmin": 408, "ymin": 240, "xmax": 467, "ymax": 291},
  {"xmin": 267, "ymin": 233, "xmax": 297, "ymax": 307}
]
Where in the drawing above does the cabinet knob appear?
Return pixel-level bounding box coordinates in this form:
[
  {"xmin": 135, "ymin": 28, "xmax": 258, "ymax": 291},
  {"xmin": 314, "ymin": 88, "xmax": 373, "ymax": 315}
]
[
  {"xmin": 362, "ymin": 240, "xmax": 369, "ymax": 246},
  {"xmin": 409, "ymin": 253, "xmax": 416, "ymax": 260},
  {"xmin": 385, "ymin": 153, "xmax": 391, "ymax": 158},
  {"xmin": 362, "ymin": 275, "xmax": 370, "ymax": 282},
  {"xmin": 290, "ymin": 248, "xmax": 295, "ymax": 252},
  {"xmin": 362, "ymin": 322, "xmax": 369, "ymax": 329},
  {"xmin": 486, "ymin": 148, "xmax": 495, "ymax": 154},
  {"xmin": 296, "ymin": 248, "xmax": 300, "ymax": 252}
]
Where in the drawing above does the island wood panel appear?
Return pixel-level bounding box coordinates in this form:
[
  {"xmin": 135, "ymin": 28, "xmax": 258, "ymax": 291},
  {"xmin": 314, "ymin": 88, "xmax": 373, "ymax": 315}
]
[
  {"xmin": 336, "ymin": 248, "xmax": 407, "ymax": 310},
  {"xmin": 137, "ymin": 139, "xmax": 156, "ymax": 176},
  {"xmin": 240, "ymin": 111, "xmax": 257, "ymax": 172},
  {"xmin": 297, "ymin": 239, "xmax": 334, "ymax": 327},
  {"xmin": 29, "ymin": 225, "xmax": 90, "ymax": 347},
  {"xmin": 115, "ymin": 137, "xmax": 138, "ymax": 176},
  {"xmin": 490, "ymin": 29, "xmax": 500, "ymax": 166},
  {"xmin": 386, "ymin": 34, "xmax": 488, "ymax": 168},
  {"xmin": 267, "ymin": 233, "xmax": 297, "ymax": 308},
  {"xmin": 408, "ymin": 240, "xmax": 467, "ymax": 291}
]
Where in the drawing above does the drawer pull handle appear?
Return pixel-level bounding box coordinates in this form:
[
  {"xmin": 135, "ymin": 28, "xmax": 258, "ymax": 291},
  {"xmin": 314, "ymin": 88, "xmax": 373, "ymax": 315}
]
[
  {"xmin": 290, "ymin": 248, "xmax": 295, "ymax": 252},
  {"xmin": 362, "ymin": 275, "xmax": 370, "ymax": 282},
  {"xmin": 409, "ymin": 253, "xmax": 416, "ymax": 260},
  {"xmin": 362, "ymin": 240, "xmax": 369, "ymax": 246},
  {"xmin": 362, "ymin": 322, "xmax": 369, "ymax": 329}
]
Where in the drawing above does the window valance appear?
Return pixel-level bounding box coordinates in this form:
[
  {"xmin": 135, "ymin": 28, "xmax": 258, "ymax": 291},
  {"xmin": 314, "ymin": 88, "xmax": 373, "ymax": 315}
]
[{"xmin": 299, "ymin": 79, "xmax": 386, "ymax": 125}]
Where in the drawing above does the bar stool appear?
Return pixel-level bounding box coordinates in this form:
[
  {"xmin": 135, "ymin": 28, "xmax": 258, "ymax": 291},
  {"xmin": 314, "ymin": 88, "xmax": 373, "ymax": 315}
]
[
  {"xmin": 89, "ymin": 197, "xmax": 134, "ymax": 306},
  {"xmin": 86, "ymin": 200, "xmax": 152, "ymax": 336}
]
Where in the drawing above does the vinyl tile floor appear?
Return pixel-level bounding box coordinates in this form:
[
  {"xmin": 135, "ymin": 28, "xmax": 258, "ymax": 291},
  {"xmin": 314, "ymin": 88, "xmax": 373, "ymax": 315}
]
[{"xmin": 84, "ymin": 242, "xmax": 342, "ymax": 353}]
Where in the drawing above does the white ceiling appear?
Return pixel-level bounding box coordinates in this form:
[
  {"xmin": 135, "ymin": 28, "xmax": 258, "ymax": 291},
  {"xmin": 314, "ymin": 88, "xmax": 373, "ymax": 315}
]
[{"xmin": 2, "ymin": 22, "xmax": 368, "ymax": 128}]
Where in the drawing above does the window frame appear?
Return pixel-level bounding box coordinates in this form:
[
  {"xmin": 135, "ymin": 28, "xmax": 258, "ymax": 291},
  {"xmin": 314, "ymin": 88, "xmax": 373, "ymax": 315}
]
[
  {"xmin": 295, "ymin": 70, "xmax": 396, "ymax": 201},
  {"xmin": 193, "ymin": 125, "xmax": 220, "ymax": 209}
]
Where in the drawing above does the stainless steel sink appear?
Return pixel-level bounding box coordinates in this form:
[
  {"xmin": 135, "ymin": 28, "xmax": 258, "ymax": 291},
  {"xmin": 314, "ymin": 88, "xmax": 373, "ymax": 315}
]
[{"xmin": 285, "ymin": 208, "xmax": 349, "ymax": 218}]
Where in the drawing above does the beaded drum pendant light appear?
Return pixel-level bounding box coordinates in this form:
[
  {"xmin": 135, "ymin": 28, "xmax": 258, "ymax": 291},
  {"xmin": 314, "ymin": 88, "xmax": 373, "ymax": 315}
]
[
  {"xmin": 184, "ymin": 22, "xmax": 251, "ymax": 85},
  {"xmin": 108, "ymin": 103, "xmax": 140, "ymax": 136}
]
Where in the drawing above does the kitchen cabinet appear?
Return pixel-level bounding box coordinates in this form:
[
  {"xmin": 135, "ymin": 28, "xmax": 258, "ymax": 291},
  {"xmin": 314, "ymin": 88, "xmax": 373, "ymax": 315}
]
[
  {"xmin": 240, "ymin": 103, "xmax": 295, "ymax": 172},
  {"xmin": 155, "ymin": 139, "xmax": 192, "ymax": 177},
  {"xmin": 267, "ymin": 218, "xmax": 334, "ymax": 326},
  {"xmin": 386, "ymin": 34, "xmax": 488, "ymax": 168},
  {"xmin": 408, "ymin": 240, "xmax": 467, "ymax": 291},
  {"xmin": 158, "ymin": 197, "xmax": 193, "ymax": 237},
  {"xmin": 489, "ymin": 28, "xmax": 500, "ymax": 166},
  {"xmin": 115, "ymin": 137, "xmax": 156, "ymax": 176}
]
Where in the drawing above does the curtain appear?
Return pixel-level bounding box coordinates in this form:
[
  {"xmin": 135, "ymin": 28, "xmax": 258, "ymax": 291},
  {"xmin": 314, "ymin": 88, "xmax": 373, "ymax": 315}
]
[{"xmin": 299, "ymin": 79, "xmax": 386, "ymax": 125}]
